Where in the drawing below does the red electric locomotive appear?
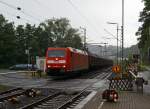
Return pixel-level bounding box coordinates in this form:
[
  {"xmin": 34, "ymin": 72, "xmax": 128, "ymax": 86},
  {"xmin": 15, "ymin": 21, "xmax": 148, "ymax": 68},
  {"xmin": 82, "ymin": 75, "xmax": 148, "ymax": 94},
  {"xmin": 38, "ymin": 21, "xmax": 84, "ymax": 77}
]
[{"xmin": 46, "ymin": 47, "xmax": 89, "ymax": 76}]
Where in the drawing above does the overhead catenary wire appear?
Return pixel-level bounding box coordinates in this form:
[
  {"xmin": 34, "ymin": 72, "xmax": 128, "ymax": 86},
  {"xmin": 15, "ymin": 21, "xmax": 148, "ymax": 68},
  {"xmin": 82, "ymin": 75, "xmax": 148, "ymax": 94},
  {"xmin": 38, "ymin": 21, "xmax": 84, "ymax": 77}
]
[
  {"xmin": 66, "ymin": 0, "xmax": 103, "ymax": 38},
  {"xmin": 0, "ymin": 0, "xmax": 41, "ymax": 22},
  {"xmin": 104, "ymin": 29, "xmax": 122, "ymax": 42},
  {"xmin": 23, "ymin": 0, "xmax": 44, "ymax": 21},
  {"xmin": 34, "ymin": 0, "xmax": 104, "ymax": 41},
  {"xmin": 33, "ymin": 0, "xmax": 51, "ymax": 11},
  {"xmin": 0, "ymin": 0, "xmax": 16, "ymax": 10},
  {"xmin": 32, "ymin": 0, "xmax": 55, "ymax": 20}
]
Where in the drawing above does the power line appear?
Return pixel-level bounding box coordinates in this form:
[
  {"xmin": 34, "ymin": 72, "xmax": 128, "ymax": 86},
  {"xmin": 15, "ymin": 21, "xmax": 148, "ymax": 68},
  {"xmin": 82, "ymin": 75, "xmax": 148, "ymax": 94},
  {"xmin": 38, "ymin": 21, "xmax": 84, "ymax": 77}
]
[
  {"xmin": 32, "ymin": 0, "xmax": 53, "ymax": 17},
  {"xmin": 0, "ymin": 10, "xmax": 36, "ymax": 24},
  {"xmin": 34, "ymin": 0, "xmax": 104, "ymax": 39},
  {"xmin": 25, "ymin": 0, "xmax": 45, "ymax": 20},
  {"xmin": 0, "ymin": 0, "xmax": 41, "ymax": 22},
  {"xmin": 33, "ymin": 0, "xmax": 50, "ymax": 11},
  {"xmin": 0, "ymin": 0, "xmax": 16, "ymax": 10},
  {"xmin": 104, "ymin": 29, "xmax": 122, "ymax": 42},
  {"xmin": 66, "ymin": 0, "xmax": 103, "ymax": 38},
  {"xmin": 20, "ymin": 9, "xmax": 41, "ymax": 22},
  {"xmin": 32, "ymin": 0, "xmax": 42, "ymax": 7}
]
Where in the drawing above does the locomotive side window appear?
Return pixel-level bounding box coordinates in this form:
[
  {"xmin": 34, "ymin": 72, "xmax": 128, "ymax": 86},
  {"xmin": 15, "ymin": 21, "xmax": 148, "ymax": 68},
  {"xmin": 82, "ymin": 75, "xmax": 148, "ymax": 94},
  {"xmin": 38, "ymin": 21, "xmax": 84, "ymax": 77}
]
[
  {"xmin": 48, "ymin": 50, "xmax": 66, "ymax": 57},
  {"xmin": 71, "ymin": 52, "xmax": 73, "ymax": 57}
]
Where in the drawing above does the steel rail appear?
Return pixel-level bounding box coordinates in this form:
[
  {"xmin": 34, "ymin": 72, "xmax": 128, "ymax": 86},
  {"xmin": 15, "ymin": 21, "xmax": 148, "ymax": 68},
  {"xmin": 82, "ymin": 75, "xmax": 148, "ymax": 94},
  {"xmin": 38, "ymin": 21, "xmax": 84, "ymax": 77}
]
[
  {"xmin": 0, "ymin": 88, "xmax": 23, "ymax": 95},
  {"xmin": 57, "ymin": 67, "xmax": 111, "ymax": 109},
  {"xmin": 20, "ymin": 92, "xmax": 61, "ymax": 109},
  {"xmin": 57, "ymin": 91, "xmax": 87, "ymax": 109},
  {"xmin": 0, "ymin": 90, "xmax": 25, "ymax": 101}
]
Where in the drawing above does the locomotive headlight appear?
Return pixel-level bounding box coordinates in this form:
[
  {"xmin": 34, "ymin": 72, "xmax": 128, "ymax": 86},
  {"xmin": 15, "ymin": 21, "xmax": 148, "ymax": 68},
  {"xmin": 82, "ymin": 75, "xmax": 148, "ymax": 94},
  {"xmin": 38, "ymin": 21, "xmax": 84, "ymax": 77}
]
[
  {"xmin": 48, "ymin": 65, "xmax": 51, "ymax": 68},
  {"xmin": 59, "ymin": 60, "xmax": 66, "ymax": 63}
]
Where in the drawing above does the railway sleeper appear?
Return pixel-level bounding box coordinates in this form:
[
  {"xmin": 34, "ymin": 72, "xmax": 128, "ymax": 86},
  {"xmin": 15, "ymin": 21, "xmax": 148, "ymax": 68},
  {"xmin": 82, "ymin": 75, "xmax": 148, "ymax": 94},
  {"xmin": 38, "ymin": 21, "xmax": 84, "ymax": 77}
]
[
  {"xmin": 57, "ymin": 91, "xmax": 89, "ymax": 109},
  {"xmin": 66, "ymin": 96, "xmax": 86, "ymax": 109},
  {"xmin": 21, "ymin": 92, "xmax": 61, "ymax": 109}
]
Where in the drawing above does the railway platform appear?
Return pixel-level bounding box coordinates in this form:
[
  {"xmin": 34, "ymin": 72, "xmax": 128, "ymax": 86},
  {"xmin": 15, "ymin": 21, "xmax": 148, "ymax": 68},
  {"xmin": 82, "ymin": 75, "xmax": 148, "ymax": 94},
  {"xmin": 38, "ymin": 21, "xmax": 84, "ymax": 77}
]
[
  {"xmin": 100, "ymin": 91, "xmax": 150, "ymax": 109},
  {"xmin": 74, "ymin": 84, "xmax": 150, "ymax": 109},
  {"xmin": 73, "ymin": 86, "xmax": 150, "ymax": 109},
  {"xmin": 74, "ymin": 67, "xmax": 150, "ymax": 109},
  {"xmin": 99, "ymin": 66, "xmax": 150, "ymax": 109},
  {"xmin": 98, "ymin": 67, "xmax": 150, "ymax": 109}
]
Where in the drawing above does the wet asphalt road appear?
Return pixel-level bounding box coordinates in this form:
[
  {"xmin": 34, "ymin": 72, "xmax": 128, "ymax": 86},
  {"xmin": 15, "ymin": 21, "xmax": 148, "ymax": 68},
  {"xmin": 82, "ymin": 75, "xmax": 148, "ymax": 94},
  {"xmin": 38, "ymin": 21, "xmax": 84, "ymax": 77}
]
[
  {"xmin": 1, "ymin": 68, "xmax": 150, "ymax": 93},
  {"xmin": 0, "ymin": 69, "xmax": 110, "ymax": 91},
  {"xmin": 0, "ymin": 69, "xmax": 15, "ymax": 73}
]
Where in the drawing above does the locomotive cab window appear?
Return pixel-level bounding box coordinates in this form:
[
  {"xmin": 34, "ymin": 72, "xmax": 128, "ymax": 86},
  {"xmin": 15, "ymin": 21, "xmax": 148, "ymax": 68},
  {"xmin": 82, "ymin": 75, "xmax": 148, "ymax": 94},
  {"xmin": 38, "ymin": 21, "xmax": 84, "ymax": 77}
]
[{"xmin": 48, "ymin": 50, "xmax": 66, "ymax": 57}]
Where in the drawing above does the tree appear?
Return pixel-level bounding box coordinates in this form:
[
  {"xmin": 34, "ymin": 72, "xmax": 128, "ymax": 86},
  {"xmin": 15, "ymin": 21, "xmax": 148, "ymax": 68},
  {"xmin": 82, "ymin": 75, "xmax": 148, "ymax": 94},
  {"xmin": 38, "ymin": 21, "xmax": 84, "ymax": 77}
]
[
  {"xmin": 15, "ymin": 25, "xmax": 26, "ymax": 63},
  {"xmin": 0, "ymin": 15, "xmax": 83, "ymax": 68},
  {"xmin": 40, "ymin": 18, "xmax": 83, "ymax": 49},
  {"xmin": 136, "ymin": 0, "xmax": 150, "ymax": 64},
  {"xmin": 0, "ymin": 14, "xmax": 16, "ymax": 67},
  {"xmin": 34, "ymin": 26, "xmax": 53, "ymax": 56}
]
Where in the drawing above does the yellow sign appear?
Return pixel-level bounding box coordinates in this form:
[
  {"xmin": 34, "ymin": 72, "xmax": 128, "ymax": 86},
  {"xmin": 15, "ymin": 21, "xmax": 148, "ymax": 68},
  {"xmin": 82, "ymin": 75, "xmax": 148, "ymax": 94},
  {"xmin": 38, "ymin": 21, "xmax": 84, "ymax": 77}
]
[{"xmin": 112, "ymin": 65, "xmax": 121, "ymax": 73}]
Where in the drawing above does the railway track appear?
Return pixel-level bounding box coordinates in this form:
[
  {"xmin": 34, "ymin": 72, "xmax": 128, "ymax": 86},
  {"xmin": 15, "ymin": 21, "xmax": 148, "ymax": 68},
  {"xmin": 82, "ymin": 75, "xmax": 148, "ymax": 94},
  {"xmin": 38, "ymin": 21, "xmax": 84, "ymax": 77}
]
[
  {"xmin": 20, "ymin": 91, "xmax": 89, "ymax": 109},
  {"xmin": 0, "ymin": 88, "xmax": 23, "ymax": 96},
  {"xmin": 0, "ymin": 88, "xmax": 25, "ymax": 102},
  {"xmin": 57, "ymin": 91, "xmax": 89, "ymax": 109},
  {"xmin": 20, "ymin": 92, "xmax": 62, "ymax": 109},
  {"xmin": 0, "ymin": 88, "xmax": 55, "ymax": 109},
  {"xmin": 78, "ymin": 67, "xmax": 111, "ymax": 79},
  {"xmin": 0, "ymin": 88, "xmax": 89, "ymax": 109}
]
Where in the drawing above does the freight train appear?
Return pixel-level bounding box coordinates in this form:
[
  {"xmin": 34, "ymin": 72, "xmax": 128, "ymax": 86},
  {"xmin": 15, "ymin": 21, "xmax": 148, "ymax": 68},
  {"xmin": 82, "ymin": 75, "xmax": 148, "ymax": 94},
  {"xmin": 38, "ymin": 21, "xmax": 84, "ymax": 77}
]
[{"xmin": 46, "ymin": 47, "xmax": 113, "ymax": 76}]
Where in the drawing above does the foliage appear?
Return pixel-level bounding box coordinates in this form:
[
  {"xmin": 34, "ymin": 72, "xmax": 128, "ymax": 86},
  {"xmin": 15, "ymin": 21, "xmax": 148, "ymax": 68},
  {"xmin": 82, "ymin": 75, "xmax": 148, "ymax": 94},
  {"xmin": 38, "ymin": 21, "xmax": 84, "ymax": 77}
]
[
  {"xmin": 0, "ymin": 15, "xmax": 16, "ymax": 67},
  {"xmin": 0, "ymin": 15, "xmax": 83, "ymax": 68},
  {"xmin": 40, "ymin": 18, "xmax": 83, "ymax": 49},
  {"xmin": 136, "ymin": 0, "xmax": 150, "ymax": 64},
  {"xmin": 0, "ymin": 85, "xmax": 10, "ymax": 92},
  {"xmin": 117, "ymin": 44, "xmax": 139, "ymax": 58}
]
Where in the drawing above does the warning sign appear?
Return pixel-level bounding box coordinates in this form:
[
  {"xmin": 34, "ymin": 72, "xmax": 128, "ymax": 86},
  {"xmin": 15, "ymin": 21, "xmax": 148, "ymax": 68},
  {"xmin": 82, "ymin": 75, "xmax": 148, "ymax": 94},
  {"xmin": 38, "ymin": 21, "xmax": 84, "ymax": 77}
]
[{"xmin": 112, "ymin": 65, "xmax": 121, "ymax": 73}]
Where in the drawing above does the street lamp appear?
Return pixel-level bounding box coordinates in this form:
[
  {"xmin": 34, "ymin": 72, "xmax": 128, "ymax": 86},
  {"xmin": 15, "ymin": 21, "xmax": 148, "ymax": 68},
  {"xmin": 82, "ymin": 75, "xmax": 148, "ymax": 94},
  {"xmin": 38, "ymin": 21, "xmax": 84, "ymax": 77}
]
[
  {"xmin": 107, "ymin": 22, "xmax": 119, "ymax": 65},
  {"xmin": 80, "ymin": 27, "xmax": 86, "ymax": 51},
  {"xmin": 103, "ymin": 43, "xmax": 108, "ymax": 57},
  {"xmin": 122, "ymin": 0, "xmax": 124, "ymax": 74},
  {"xmin": 98, "ymin": 45, "xmax": 103, "ymax": 57}
]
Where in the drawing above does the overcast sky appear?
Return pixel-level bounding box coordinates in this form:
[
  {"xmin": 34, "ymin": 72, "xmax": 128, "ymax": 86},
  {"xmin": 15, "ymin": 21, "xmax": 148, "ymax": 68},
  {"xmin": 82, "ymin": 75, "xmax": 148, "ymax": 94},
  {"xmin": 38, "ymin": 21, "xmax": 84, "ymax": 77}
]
[{"xmin": 0, "ymin": 0, "xmax": 144, "ymax": 47}]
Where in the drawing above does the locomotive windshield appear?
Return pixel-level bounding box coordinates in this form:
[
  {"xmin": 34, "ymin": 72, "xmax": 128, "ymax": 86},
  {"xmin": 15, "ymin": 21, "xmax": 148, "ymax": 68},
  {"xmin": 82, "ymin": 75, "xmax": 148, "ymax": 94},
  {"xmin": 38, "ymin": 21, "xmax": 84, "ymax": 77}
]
[{"xmin": 48, "ymin": 50, "xmax": 66, "ymax": 57}]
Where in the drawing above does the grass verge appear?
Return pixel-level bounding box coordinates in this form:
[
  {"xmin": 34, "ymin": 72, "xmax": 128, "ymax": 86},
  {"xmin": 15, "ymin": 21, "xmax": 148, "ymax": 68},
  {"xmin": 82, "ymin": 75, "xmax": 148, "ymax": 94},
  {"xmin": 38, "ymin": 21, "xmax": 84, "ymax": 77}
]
[{"xmin": 0, "ymin": 84, "xmax": 11, "ymax": 92}]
